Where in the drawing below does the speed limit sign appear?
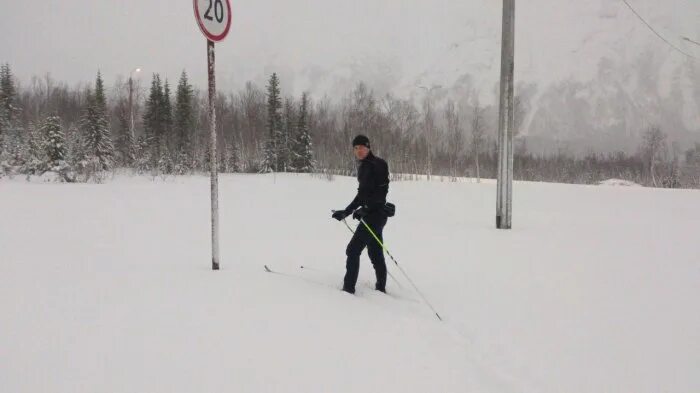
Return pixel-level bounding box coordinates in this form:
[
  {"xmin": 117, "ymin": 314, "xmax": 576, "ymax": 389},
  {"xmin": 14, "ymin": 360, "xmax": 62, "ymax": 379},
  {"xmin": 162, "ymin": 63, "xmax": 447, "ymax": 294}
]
[{"xmin": 194, "ymin": 0, "xmax": 232, "ymax": 42}]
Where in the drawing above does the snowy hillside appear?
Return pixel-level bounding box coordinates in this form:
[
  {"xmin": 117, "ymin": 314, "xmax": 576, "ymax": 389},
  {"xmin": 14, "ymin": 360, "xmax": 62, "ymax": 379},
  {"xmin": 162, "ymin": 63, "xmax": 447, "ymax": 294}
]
[
  {"xmin": 276, "ymin": 0, "xmax": 700, "ymax": 152},
  {"xmin": 1, "ymin": 174, "xmax": 699, "ymax": 392},
  {"xmin": 265, "ymin": 0, "xmax": 700, "ymax": 146},
  {"xmin": 412, "ymin": 0, "xmax": 700, "ymax": 151}
]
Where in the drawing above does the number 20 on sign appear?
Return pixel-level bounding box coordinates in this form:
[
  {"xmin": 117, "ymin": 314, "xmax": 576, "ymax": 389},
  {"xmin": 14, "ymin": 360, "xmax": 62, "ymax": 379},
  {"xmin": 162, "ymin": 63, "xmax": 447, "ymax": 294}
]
[{"xmin": 194, "ymin": 0, "xmax": 232, "ymax": 42}]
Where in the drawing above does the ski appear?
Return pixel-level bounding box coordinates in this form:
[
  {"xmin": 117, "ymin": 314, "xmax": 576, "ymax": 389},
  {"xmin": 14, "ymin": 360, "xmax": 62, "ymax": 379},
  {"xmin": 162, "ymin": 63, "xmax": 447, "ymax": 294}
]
[
  {"xmin": 264, "ymin": 265, "xmax": 418, "ymax": 303},
  {"xmin": 264, "ymin": 264, "xmax": 342, "ymax": 291}
]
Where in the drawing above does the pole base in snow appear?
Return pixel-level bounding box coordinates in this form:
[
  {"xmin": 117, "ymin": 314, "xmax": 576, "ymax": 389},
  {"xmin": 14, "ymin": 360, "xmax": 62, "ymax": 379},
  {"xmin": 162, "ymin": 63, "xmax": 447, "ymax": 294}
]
[
  {"xmin": 212, "ymin": 261, "xmax": 220, "ymax": 270},
  {"xmin": 496, "ymin": 215, "xmax": 511, "ymax": 230}
]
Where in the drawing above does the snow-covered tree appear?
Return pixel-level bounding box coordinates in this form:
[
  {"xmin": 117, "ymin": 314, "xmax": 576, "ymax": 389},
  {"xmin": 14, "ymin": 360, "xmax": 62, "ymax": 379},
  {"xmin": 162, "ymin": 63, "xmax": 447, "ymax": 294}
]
[
  {"xmin": 280, "ymin": 97, "xmax": 296, "ymax": 171},
  {"xmin": 0, "ymin": 100, "xmax": 7, "ymax": 142},
  {"xmin": 260, "ymin": 139, "xmax": 275, "ymax": 173},
  {"xmin": 0, "ymin": 63, "xmax": 18, "ymax": 124},
  {"xmin": 0, "ymin": 104, "xmax": 8, "ymax": 162},
  {"xmin": 39, "ymin": 115, "xmax": 75, "ymax": 181},
  {"xmin": 263, "ymin": 73, "xmax": 283, "ymax": 172},
  {"xmin": 291, "ymin": 93, "xmax": 315, "ymax": 173},
  {"xmin": 223, "ymin": 139, "xmax": 241, "ymax": 173},
  {"xmin": 143, "ymin": 74, "xmax": 164, "ymax": 158},
  {"xmin": 64, "ymin": 124, "xmax": 84, "ymax": 168},
  {"xmin": 42, "ymin": 115, "xmax": 66, "ymax": 169},
  {"xmin": 81, "ymin": 73, "xmax": 115, "ymax": 172},
  {"xmin": 174, "ymin": 71, "xmax": 195, "ymax": 159},
  {"xmin": 0, "ymin": 63, "xmax": 21, "ymax": 169},
  {"xmin": 21, "ymin": 123, "xmax": 47, "ymax": 175},
  {"xmin": 162, "ymin": 79, "xmax": 173, "ymax": 151}
]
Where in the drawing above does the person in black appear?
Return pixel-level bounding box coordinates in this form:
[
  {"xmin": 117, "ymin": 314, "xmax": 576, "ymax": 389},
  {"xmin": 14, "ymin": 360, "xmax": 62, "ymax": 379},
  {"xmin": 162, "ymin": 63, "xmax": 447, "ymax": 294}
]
[{"xmin": 332, "ymin": 135, "xmax": 390, "ymax": 294}]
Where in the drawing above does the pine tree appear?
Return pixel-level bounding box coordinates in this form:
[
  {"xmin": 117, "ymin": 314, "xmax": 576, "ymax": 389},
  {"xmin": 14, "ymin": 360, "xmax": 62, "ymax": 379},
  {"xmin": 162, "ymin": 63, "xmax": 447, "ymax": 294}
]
[
  {"xmin": 94, "ymin": 71, "xmax": 107, "ymax": 115},
  {"xmin": 95, "ymin": 72, "xmax": 115, "ymax": 169},
  {"xmin": 260, "ymin": 139, "xmax": 275, "ymax": 173},
  {"xmin": 40, "ymin": 115, "xmax": 74, "ymax": 181},
  {"xmin": 3, "ymin": 128, "xmax": 26, "ymax": 171},
  {"xmin": 0, "ymin": 64, "xmax": 21, "ymax": 158},
  {"xmin": 224, "ymin": 139, "xmax": 241, "ymax": 173},
  {"xmin": 157, "ymin": 149, "xmax": 173, "ymax": 174},
  {"xmin": 0, "ymin": 104, "xmax": 8, "ymax": 153},
  {"xmin": 134, "ymin": 135, "xmax": 152, "ymax": 173},
  {"xmin": 292, "ymin": 93, "xmax": 315, "ymax": 173},
  {"xmin": 143, "ymin": 74, "xmax": 164, "ymax": 156},
  {"xmin": 0, "ymin": 64, "xmax": 18, "ymax": 124},
  {"xmin": 263, "ymin": 73, "xmax": 283, "ymax": 172},
  {"xmin": 281, "ymin": 97, "xmax": 296, "ymax": 171},
  {"xmin": 115, "ymin": 105, "xmax": 132, "ymax": 166},
  {"xmin": 162, "ymin": 79, "xmax": 173, "ymax": 149},
  {"xmin": 156, "ymin": 79, "xmax": 174, "ymax": 174},
  {"xmin": 0, "ymin": 68, "xmax": 26, "ymax": 173},
  {"xmin": 21, "ymin": 123, "xmax": 47, "ymax": 175},
  {"xmin": 81, "ymin": 75, "xmax": 115, "ymax": 172},
  {"xmin": 174, "ymin": 71, "xmax": 195, "ymax": 160},
  {"xmin": 42, "ymin": 115, "xmax": 66, "ymax": 171},
  {"xmin": 65, "ymin": 124, "xmax": 85, "ymax": 170}
]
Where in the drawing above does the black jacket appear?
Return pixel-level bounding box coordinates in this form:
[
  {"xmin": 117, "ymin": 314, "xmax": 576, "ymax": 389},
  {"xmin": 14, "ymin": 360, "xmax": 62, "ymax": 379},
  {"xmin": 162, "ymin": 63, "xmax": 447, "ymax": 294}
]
[{"xmin": 345, "ymin": 152, "xmax": 390, "ymax": 214}]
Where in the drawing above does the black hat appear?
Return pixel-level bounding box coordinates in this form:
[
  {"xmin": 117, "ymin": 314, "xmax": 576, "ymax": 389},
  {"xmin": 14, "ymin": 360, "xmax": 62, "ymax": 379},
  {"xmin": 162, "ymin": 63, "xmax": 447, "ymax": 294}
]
[{"xmin": 352, "ymin": 135, "xmax": 370, "ymax": 148}]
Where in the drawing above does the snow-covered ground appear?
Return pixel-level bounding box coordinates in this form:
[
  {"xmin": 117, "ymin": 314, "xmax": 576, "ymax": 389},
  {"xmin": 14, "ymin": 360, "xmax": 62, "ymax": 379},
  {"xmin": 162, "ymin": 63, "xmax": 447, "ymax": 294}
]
[
  {"xmin": 598, "ymin": 178, "xmax": 642, "ymax": 187},
  {"xmin": 1, "ymin": 174, "xmax": 698, "ymax": 392}
]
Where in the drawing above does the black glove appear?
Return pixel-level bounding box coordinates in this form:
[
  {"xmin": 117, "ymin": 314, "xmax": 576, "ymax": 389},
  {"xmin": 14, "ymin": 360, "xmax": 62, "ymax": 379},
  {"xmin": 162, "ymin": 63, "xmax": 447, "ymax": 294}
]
[
  {"xmin": 332, "ymin": 210, "xmax": 350, "ymax": 221},
  {"xmin": 352, "ymin": 207, "xmax": 369, "ymax": 220}
]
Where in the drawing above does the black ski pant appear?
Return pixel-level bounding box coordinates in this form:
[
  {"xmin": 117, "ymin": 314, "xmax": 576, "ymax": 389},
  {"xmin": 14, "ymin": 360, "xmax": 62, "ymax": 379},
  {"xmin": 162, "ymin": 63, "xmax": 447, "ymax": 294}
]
[{"xmin": 344, "ymin": 214, "xmax": 387, "ymax": 292}]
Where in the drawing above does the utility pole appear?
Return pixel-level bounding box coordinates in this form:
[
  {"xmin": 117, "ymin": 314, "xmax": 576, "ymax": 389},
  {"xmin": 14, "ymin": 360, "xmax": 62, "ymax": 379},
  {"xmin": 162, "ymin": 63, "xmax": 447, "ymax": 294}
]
[{"xmin": 496, "ymin": 0, "xmax": 515, "ymax": 229}]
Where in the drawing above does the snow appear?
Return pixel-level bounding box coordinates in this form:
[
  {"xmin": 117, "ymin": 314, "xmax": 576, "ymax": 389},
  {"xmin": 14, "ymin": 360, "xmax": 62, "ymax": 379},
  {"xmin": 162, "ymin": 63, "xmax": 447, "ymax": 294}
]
[
  {"xmin": 598, "ymin": 178, "xmax": 642, "ymax": 187},
  {"xmin": 1, "ymin": 173, "xmax": 698, "ymax": 392}
]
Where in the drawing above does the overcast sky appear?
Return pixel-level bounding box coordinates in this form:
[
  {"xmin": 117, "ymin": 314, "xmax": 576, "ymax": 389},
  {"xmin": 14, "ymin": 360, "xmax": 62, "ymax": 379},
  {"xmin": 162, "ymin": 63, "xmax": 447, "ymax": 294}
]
[
  {"xmin": 0, "ymin": 0, "xmax": 480, "ymax": 93},
  {"xmin": 1, "ymin": 0, "xmax": 698, "ymax": 97}
]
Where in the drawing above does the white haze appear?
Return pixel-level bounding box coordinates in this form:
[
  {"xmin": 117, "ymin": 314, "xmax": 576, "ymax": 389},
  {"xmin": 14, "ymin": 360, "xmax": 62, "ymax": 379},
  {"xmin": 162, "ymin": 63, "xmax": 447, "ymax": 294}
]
[{"xmin": 1, "ymin": 0, "xmax": 699, "ymax": 151}]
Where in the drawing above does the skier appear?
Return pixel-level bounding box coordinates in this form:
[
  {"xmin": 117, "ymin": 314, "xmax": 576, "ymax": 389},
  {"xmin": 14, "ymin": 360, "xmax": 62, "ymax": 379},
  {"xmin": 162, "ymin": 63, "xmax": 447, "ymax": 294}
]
[{"xmin": 332, "ymin": 135, "xmax": 391, "ymax": 294}]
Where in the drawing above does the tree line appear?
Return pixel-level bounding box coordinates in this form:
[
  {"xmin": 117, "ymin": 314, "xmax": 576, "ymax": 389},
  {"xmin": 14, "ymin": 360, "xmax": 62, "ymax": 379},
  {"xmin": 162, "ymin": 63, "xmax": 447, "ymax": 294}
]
[{"xmin": 1, "ymin": 63, "xmax": 698, "ymax": 188}]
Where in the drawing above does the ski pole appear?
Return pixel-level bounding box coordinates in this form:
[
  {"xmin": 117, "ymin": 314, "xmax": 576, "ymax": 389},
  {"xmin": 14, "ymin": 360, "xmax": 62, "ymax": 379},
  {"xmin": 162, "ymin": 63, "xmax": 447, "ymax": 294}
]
[
  {"xmin": 338, "ymin": 217, "xmax": 403, "ymax": 289},
  {"xmin": 359, "ymin": 218, "xmax": 443, "ymax": 322}
]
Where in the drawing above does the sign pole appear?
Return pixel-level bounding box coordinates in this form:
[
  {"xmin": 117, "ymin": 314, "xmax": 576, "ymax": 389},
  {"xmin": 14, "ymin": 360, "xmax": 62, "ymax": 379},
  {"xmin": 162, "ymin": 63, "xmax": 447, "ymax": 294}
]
[
  {"xmin": 194, "ymin": 0, "xmax": 231, "ymax": 270},
  {"xmin": 208, "ymin": 39, "xmax": 220, "ymax": 270}
]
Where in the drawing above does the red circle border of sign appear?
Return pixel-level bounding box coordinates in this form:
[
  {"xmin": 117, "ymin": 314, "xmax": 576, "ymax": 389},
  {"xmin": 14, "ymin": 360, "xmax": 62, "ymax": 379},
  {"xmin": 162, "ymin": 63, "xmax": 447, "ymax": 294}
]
[{"xmin": 194, "ymin": 0, "xmax": 232, "ymax": 42}]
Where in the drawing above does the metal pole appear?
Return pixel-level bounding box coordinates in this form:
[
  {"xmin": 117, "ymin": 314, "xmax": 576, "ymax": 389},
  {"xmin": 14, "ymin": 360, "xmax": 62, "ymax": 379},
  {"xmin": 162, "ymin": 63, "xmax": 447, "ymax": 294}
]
[
  {"xmin": 208, "ymin": 39, "xmax": 220, "ymax": 270},
  {"xmin": 128, "ymin": 77, "xmax": 134, "ymax": 141},
  {"xmin": 496, "ymin": 0, "xmax": 515, "ymax": 229}
]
